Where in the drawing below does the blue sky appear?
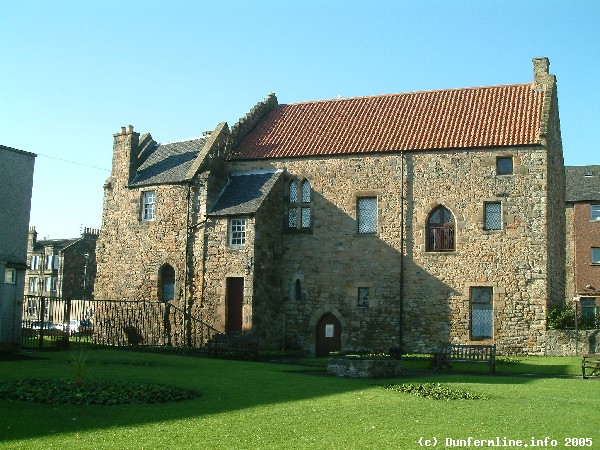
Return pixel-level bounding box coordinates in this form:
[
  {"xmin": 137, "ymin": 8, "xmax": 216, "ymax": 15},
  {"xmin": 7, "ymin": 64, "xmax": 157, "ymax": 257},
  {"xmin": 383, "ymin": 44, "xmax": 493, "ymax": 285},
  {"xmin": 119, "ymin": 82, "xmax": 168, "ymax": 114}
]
[{"xmin": 1, "ymin": 0, "xmax": 599, "ymax": 239}]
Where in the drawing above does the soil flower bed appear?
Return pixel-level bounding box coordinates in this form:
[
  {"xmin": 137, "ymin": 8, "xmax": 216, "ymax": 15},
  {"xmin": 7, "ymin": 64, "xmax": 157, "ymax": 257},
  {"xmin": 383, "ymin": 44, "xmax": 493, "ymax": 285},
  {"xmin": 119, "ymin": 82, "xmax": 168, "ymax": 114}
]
[{"xmin": 0, "ymin": 378, "xmax": 200, "ymax": 405}]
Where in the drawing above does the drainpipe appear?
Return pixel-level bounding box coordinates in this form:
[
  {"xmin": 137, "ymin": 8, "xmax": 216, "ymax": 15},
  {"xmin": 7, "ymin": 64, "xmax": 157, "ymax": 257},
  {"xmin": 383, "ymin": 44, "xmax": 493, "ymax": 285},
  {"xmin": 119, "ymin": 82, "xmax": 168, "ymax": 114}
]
[
  {"xmin": 399, "ymin": 151, "xmax": 405, "ymax": 355},
  {"xmin": 184, "ymin": 183, "xmax": 192, "ymax": 346}
]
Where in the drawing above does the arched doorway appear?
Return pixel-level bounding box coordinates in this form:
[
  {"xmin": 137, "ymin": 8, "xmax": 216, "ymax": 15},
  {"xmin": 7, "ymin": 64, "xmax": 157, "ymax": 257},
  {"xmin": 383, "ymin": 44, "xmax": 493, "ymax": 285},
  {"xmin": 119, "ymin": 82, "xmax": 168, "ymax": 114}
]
[{"xmin": 316, "ymin": 313, "xmax": 341, "ymax": 357}]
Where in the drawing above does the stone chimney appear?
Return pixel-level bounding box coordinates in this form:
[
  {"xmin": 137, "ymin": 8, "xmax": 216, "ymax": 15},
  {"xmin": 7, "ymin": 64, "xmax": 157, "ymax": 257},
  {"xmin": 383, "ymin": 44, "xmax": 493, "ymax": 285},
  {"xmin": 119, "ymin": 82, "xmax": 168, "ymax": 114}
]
[
  {"xmin": 532, "ymin": 57, "xmax": 555, "ymax": 90},
  {"xmin": 111, "ymin": 125, "xmax": 140, "ymax": 186},
  {"xmin": 27, "ymin": 226, "xmax": 37, "ymax": 252}
]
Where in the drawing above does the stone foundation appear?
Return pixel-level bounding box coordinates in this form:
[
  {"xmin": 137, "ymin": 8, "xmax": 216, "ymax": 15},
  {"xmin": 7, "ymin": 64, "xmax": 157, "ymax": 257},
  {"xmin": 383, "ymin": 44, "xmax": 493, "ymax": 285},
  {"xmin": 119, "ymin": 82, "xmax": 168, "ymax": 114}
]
[
  {"xmin": 327, "ymin": 357, "xmax": 402, "ymax": 378},
  {"xmin": 543, "ymin": 329, "xmax": 599, "ymax": 356}
]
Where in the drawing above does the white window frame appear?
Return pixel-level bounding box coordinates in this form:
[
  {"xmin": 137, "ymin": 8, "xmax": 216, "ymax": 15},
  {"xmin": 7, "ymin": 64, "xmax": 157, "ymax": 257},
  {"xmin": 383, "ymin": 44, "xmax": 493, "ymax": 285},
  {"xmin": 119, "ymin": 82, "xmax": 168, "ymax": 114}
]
[
  {"xmin": 142, "ymin": 190, "xmax": 156, "ymax": 221},
  {"xmin": 229, "ymin": 219, "xmax": 247, "ymax": 247},
  {"xmin": 30, "ymin": 255, "xmax": 39, "ymax": 270},
  {"xmin": 29, "ymin": 277, "xmax": 38, "ymax": 293},
  {"xmin": 591, "ymin": 205, "xmax": 600, "ymax": 221}
]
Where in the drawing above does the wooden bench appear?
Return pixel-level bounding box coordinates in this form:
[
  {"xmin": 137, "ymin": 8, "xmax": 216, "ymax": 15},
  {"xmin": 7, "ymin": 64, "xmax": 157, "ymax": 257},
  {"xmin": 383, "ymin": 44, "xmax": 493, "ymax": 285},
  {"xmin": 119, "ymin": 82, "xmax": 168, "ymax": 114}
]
[
  {"xmin": 207, "ymin": 333, "xmax": 258, "ymax": 358},
  {"xmin": 581, "ymin": 353, "xmax": 600, "ymax": 379},
  {"xmin": 435, "ymin": 344, "xmax": 496, "ymax": 374}
]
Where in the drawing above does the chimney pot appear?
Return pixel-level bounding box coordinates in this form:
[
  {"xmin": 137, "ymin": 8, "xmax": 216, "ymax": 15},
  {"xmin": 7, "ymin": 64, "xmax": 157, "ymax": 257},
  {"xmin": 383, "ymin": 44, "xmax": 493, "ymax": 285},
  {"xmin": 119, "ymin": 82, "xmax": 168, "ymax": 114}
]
[
  {"xmin": 128, "ymin": 125, "xmax": 134, "ymax": 133},
  {"xmin": 121, "ymin": 126, "xmax": 126, "ymax": 134}
]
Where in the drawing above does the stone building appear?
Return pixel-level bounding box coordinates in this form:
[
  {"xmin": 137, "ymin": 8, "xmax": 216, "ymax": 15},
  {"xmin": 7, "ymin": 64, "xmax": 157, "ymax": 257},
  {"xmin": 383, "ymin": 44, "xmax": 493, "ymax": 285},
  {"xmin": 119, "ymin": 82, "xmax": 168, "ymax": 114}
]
[
  {"xmin": 96, "ymin": 57, "xmax": 565, "ymax": 355},
  {"xmin": 565, "ymin": 165, "xmax": 600, "ymax": 327},
  {"xmin": 25, "ymin": 227, "xmax": 98, "ymax": 300},
  {"xmin": 0, "ymin": 145, "xmax": 36, "ymax": 351}
]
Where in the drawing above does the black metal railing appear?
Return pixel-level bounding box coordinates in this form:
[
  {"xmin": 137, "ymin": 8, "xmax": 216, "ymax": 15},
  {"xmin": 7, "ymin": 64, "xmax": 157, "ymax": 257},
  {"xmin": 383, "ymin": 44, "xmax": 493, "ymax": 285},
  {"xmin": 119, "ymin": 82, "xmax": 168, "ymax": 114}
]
[
  {"xmin": 427, "ymin": 226, "xmax": 455, "ymax": 252},
  {"xmin": 21, "ymin": 295, "xmax": 220, "ymax": 350}
]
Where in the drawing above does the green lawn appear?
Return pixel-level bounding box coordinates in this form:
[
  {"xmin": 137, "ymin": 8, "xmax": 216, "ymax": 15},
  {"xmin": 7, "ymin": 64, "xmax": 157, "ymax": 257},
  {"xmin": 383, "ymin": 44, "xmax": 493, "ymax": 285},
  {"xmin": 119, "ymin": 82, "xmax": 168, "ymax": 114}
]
[{"xmin": 0, "ymin": 350, "xmax": 598, "ymax": 449}]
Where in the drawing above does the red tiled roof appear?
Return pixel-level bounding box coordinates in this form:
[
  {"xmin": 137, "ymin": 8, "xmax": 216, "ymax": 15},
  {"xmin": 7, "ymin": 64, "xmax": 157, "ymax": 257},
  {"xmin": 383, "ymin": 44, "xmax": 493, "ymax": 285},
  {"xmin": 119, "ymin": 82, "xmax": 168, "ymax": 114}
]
[{"xmin": 231, "ymin": 84, "xmax": 544, "ymax": 160}]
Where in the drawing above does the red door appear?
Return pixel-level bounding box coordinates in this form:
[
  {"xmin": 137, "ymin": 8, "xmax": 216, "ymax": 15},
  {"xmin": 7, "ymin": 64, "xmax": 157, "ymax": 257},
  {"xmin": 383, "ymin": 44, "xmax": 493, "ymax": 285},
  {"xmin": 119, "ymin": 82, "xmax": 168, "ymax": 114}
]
[
  {"xmin": 316, "ymin": 313, "xmax": 341, "ymax": 357},
  {"xmin": 225, "ymin": 277, "xmax": 244, "ymax": 333}
]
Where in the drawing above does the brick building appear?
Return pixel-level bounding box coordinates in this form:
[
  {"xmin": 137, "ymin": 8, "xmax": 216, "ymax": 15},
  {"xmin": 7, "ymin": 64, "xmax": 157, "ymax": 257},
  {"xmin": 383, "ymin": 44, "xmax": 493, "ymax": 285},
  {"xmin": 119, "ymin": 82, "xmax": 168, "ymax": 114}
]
[
  {"xmin": 565, "ymin": 166, "xmax": 600, "ymax": 327},
  {"xmin": 96, "ymin": 57, "xmax": 565, "ymax": 355}
]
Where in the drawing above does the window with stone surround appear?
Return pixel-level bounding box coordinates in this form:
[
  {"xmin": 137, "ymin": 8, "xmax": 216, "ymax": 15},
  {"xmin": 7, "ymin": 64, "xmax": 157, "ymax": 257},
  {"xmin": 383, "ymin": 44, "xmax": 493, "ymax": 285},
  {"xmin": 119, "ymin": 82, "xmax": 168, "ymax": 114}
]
[
  {"xmin": 44, "ymin": 276, "xmax": 56, "ymax": 292},
  {"xmin": 496, "ymin": 156, "xmax": 513, "ymax": 175},
  {"xmin": 288, "ymin": 179, "xmax": 311, "ymax": 229},
  {"xmin": 160, "ymin": 264, "xmax": 175, "ymax": 301},
  {"xmin": 229, "ymin": 219, "xmax": 247, "ymax": 246},
  {"xmin": 4, "ymin": 268, "xmax": 16, "ymax": 284},
  {"xmin": 358, "ymin": 287, "xmax": 370, "ymax": 308},
  {"xmin": 357, "ymin": 197, "xmax": 377, "ymax": 234},
  {"xmin": 470, "ymin": 286, "xmax": 493, "ymax": 340},
  {"xmin": 426, "ymin": 206, "xmax": 455, "ymax": 252},
  {"xmin": 591, "ymin": 205, "xmax": 600, "ymax": 221},
  {"xmin": 141, "ymin": 190, "xmax": 155, "ymax": 221},
  {"xmin": 592, "ymin": 247, "xmax": 600, "ymax": 264},
  {"xmin": 484, "ymin": 202, "xmax": 502, "ymax": 231},
  {"xmin": 29, "ymin": 277, "xmax": 38, "ymax": 293},
  {"xmin": 581, "ymin": 298, "xmax": 598, "ymax": 328}
]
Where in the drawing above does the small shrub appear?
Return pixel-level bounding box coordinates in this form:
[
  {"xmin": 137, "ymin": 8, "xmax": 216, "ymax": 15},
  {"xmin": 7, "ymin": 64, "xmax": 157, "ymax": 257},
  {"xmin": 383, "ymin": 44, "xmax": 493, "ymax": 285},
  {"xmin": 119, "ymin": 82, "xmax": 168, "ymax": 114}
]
[
  {"xmin": 0, "ymin": 378, "xmax": 200, "ymax": 405},
  {"xmin": 383, "ymin": 383, "xmax": 486, "ymax": 400},
  {"xmin": 547, "ymin": 305, "xmax": 575, "ymax": 330}
]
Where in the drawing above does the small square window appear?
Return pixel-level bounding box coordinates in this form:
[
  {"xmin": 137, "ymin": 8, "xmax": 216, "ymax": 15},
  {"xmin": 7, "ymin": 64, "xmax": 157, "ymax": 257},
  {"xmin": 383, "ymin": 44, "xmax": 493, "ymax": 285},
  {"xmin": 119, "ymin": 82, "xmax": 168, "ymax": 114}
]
[
  {"xmin": 484, "ymin": 202, "xmax": 502, "ymax": 231},
  {"xmin": 358, "ymin": 287, "xmax": 370, "ymax": 308},
  {"xmin": 357, "ymin": 197, "xmax": 377, "ymax": 234},
  {"xmin": 142, "ymin": 191, "xmax": 155, "ymax": 221},
  {"xmin": 592, "ymin": 248, "xmax": 600, "ymax": 264},
  {"xmin": 229, "ymin": 219, "xmax": 247, "ymax": 246},
  {"xmin": 496, "ymin": 157, "xmax": 513, "ymax": 175},
  {"xmin": 4, "ymin": 268, "xmax": 16, "ymax": 284},
  {"xmin": 591, "ymin": 205, "xmax": 600, "ymax": 221}
]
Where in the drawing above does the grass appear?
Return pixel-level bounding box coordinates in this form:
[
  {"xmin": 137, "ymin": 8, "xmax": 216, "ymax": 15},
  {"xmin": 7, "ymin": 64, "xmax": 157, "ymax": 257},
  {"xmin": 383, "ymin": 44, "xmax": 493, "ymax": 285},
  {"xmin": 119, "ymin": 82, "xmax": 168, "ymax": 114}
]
[{"xmin": 0, "ymin": 350, "xmax": 598, "ymax": 449}]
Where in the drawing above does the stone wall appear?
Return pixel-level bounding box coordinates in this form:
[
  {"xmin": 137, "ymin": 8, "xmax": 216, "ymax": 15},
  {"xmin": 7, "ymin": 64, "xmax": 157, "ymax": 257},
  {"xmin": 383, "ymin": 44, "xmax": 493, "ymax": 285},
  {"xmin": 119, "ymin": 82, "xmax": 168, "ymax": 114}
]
[
  {"xmin": 543, "ymin": 329, "xmax": 599, "ymax": 356},
  {"xmin": 230, "ymin": 143, "xmax": 559, "ymax": 355}
]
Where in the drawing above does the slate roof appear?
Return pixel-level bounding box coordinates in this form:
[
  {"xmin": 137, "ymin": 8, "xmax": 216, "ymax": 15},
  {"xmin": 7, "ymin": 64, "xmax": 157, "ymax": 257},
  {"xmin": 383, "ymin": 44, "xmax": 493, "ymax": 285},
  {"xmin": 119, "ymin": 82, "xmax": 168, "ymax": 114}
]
[
  {"xmin": 209, "ymin": 171, "xmax": 283, "ymax": 216},
  {"xmin": 34, "ymin": 239, "xmax": 78, "ymax": 251},
  {"xmin": 230, "ymin": 84, "xmax": 545, "ymax": 160},
  {"xmin": 565, "ymin": 165, "xmax": 600, "ymax": 202},
  {"xmin": 129, "ymin": 137, "xmax": 208, "ymax": 186}
]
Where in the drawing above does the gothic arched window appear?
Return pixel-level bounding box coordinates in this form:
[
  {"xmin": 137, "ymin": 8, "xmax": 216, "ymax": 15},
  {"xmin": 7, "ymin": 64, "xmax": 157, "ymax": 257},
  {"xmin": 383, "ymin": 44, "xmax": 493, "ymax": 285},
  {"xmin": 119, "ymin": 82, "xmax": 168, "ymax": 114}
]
[{"xmin": 426, "ymin": 206, "xmax": 455, "ymax": 252}]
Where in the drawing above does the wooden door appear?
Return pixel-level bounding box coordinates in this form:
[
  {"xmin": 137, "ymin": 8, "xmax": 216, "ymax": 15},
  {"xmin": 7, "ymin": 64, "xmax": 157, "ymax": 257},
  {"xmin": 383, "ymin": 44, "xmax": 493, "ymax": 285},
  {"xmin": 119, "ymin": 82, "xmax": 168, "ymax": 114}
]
[
  {"xmin": 225, "ymin": 277, "xmax": 244, "ymax": 333},
  {"xmin": 316, "ymin": 313, "xmax": 341, "ymax": 357}
]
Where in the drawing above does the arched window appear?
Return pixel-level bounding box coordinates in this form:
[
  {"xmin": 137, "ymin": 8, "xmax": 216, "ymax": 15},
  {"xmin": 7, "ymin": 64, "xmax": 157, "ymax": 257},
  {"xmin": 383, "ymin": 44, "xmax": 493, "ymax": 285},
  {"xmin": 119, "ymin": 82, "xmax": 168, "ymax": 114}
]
[
  {"xmin": 160, "ymin": 264, "xmax": 175, "ymax": 301},
  {"xmin": 426, "ymin": 206, "xmax": 455, "ymax": 252},
  {"xmin": 295, "ymin": 279, "xmax": 302, "ymax": 301},
  {"xmin": 288, "ymin": 178, "xmax": 311, "ymax": 229}
]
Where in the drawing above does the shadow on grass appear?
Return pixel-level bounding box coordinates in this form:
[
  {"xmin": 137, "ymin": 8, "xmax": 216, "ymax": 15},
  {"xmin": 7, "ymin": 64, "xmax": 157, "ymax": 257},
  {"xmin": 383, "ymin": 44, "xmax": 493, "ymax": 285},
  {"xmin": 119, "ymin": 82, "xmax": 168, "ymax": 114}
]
[{"xmin": 0, "ymin": 350, "xmax": 587, "ymax": 443}]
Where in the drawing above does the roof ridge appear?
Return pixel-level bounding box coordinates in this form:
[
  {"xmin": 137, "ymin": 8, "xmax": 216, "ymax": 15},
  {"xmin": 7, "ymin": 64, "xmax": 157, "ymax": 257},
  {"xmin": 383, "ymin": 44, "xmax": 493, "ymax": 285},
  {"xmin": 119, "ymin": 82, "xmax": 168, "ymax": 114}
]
[
  {"xmin": 281, "ymin": 83, "xmax": 534, "ymax": 107},
  {"xmin": 159, "ymin": 136, "xmax": 206, "ymax": 146}
]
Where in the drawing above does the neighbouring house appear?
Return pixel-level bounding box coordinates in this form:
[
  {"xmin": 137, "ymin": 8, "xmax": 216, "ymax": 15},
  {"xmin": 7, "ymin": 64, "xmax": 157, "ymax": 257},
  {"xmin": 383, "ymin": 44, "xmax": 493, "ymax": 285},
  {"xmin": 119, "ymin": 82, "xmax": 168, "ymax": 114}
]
[
  {"xmin": 0, "ymin": 145, "xmax": 36, "ymax": 352},
  {"xmin": 23, "ymin": 227, "xmax": 99, "ymax": 323},
  {"xmin": 565, "ymin": 165, "xmax": 600, "ymax": 327},
  {"xmin": 96, "ymin": 57, "xmax": 565, "ymax": 356}
]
